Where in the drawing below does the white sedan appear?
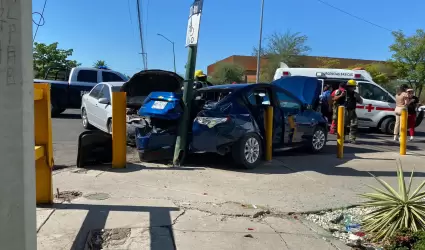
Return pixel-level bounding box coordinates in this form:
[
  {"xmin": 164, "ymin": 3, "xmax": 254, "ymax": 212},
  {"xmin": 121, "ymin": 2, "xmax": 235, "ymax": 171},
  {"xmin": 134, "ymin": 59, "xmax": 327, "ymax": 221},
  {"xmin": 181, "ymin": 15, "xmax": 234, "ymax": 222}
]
[{"xmin": 81, "ymin": 82, "xmax": 125, "ymax": 133}]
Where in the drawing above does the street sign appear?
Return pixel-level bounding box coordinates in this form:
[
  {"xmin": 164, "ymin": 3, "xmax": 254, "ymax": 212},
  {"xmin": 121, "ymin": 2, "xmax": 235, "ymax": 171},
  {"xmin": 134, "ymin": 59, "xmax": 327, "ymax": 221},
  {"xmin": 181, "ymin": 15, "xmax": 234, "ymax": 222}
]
[{"xmin": 185, "ymin": 13, "xmax": 201, "ymax": 47}]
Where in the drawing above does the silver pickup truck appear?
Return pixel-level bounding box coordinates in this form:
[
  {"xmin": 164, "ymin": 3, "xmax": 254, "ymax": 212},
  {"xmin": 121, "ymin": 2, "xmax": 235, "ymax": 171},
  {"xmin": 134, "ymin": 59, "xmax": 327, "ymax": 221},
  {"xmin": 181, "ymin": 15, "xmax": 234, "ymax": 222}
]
[{"xmin": 34, "ymin": 66, "xmax": 128, "ymax": 116}]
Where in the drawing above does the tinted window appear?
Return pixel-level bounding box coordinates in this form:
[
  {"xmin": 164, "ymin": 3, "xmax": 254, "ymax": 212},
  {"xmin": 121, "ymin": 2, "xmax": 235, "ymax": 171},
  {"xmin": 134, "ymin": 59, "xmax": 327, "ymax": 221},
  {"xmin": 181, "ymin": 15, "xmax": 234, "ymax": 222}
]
[
  {"xmin": 358, "ymin": 82, "xmax": 393, "ymax": 102},
  {"xmin": 98, "ymin": 85, "xmax": 111, "ymax": 100},
  {"xmin": 246, "ymin": 88, "xmax": 271, "ymax": 106},
  {"xmin": 89, "ymin": 84, "xmax": 103, "ymax": 98},
  {"xmin": 102, "ymin": 71, "xmax": 125, "ymax": 82},
  {"xmin": 275, "ymin": 89, "xmax": 300, "ymax": 109},
  {"xmin": 77, "ymin": 70, "xmax": 98, "ymax": 83}
]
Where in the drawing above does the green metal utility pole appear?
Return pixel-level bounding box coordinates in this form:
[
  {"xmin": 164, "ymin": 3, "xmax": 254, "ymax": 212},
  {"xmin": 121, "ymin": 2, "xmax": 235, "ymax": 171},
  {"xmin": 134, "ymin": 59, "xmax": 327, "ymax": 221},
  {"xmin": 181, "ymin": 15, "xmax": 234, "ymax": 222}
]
[{"xmin": 173, "ymin": 0, "xmax": 204, "ymax": 166}]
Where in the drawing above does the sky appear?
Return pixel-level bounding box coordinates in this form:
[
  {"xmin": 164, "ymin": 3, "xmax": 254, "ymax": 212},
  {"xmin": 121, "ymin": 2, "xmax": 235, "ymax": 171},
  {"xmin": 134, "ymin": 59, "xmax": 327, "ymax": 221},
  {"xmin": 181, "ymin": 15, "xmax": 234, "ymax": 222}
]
[{"xmin": 32, "ymin": 0, "xmax": 424, "ymax": 77}]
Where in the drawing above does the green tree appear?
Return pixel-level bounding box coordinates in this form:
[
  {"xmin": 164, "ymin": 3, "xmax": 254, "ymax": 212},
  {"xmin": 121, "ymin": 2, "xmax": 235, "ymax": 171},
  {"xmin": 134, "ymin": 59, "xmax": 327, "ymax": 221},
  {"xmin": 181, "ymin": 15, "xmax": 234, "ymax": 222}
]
[
  {"xmin": 317, "ymin": 57, "xmax": 340, "ymax": 68},
  {"xmin": 349, "ymin": 63, "xmax": 391, "ymax": 84},
  {"xmin": 93, "ymin": 60, "xmax": 108, "ymax": 68},
  {"xmin": 389, "ymin": 29, "xmax": 425, "ymax": 97},
  {"xmin": 33, "ymin": 42, "xmax": 80, "ymax": 78},
  {"xmin": 253, "ymin": 30, "xmax": 311, "ymax": 82},
  {"xmin": 211, "ymin": 62, "xmax": 245, "ymax": 84}
]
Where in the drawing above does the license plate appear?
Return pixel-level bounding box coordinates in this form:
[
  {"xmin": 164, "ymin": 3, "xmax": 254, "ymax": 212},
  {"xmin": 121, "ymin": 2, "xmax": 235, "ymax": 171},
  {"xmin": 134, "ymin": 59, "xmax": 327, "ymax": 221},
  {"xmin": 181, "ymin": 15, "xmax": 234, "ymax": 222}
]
[{"xmin": 152, "ymin": 101, "xmax": 167, "ymax": 110}]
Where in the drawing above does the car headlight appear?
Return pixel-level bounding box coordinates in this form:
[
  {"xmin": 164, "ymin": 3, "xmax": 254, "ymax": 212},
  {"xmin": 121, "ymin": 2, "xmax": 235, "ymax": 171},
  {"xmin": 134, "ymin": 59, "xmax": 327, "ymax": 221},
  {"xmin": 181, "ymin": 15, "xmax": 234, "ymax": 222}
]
[{"xmin": 195, "ymin": 117, "xmax": 229, "ymax": 128}]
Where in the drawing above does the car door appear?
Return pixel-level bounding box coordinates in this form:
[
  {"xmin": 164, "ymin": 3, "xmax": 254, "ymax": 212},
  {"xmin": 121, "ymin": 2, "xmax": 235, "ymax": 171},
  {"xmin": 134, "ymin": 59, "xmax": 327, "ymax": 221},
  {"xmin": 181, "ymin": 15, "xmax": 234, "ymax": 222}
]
[
  {"xmin": 244, "ymin": 87, "xmax": 284, "ymax": 147},
  {"xmin": 96, "ymin": 84, "xmax": 112, "ymax": 131},
  {"xmin": 274, "ymin": 88, "xmax": 303, "ymax": 145},
  {"xmin": 85, "ymin": 84, "xmax": 104, "ymax": 128},
  {"xmin": 357, "ymin": 81, "xmax": 395, "ymax": 127}
]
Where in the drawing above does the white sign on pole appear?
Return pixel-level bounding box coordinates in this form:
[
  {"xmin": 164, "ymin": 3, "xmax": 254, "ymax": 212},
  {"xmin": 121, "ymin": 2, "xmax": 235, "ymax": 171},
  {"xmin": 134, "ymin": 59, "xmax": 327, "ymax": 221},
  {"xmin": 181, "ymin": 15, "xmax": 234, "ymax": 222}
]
[{"xmin": 185, "ymin": 13, "xmax": 201, "ymax": 47}]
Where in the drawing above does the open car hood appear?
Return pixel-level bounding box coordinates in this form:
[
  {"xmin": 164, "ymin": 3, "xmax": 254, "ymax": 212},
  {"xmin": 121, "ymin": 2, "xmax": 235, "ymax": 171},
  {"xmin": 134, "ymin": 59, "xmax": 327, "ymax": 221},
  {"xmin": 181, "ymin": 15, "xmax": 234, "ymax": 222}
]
[
  {"xmin": 271, "ymin": 76, "xmax": 321, "ymax": 105},
  {"xmin": 120, "ymin": 70, "xmax": 183, "ymax": 108}
]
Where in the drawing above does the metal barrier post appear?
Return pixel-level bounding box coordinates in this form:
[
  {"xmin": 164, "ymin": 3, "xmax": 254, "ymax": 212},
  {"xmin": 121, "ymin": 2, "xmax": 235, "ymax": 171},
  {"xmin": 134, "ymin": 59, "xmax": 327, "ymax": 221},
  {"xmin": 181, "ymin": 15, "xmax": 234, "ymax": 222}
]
[
  {"xmin": 112, "ymin": 92, "xmax": 127, "ymax": 168},
  {"xmin": 34, "ymin": 83, "xmax": 54, "ymax": 204},
  {"xmin": 400, "ymin": 109, "xmax": 407, "ymax": 155},
  {"xmin": 337, "ymin": 106, "xmax": 345, "ymax": 159},
  {"xmin": 265, "ymin": 106, "xmax": 273, "ymax": 161}
]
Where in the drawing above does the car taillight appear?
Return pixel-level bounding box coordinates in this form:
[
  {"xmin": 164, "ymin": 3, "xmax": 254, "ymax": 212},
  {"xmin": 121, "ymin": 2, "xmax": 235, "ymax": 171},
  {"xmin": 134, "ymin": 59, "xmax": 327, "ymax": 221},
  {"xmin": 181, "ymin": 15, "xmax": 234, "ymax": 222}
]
[
  {"xmin": 195, "ymin": 116, "xmax": 230, "ymax": 128},
  {"xmin": 282, "ymin": 71, "xmax": 290, "ymax": 76},
  {"xmin": 354, "ymin": 73, "xmax": 361, "ymax": 78}
]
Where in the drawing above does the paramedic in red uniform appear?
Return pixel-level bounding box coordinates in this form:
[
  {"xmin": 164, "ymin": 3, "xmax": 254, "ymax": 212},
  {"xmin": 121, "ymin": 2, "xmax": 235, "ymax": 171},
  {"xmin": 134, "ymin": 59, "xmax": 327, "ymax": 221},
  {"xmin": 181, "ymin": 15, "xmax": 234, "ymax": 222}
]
[{"xmin": 407, "ymin": 89, "xmax": 419, "ymax": 141}]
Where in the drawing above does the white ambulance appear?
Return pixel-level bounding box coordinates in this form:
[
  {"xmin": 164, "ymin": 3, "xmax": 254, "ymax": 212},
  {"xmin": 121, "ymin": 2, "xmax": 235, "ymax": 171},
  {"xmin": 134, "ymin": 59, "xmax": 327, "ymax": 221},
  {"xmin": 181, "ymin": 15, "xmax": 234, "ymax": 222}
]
[{"xmin": 273, "ymin": 66, "xmax": 424, "ymax": 134}]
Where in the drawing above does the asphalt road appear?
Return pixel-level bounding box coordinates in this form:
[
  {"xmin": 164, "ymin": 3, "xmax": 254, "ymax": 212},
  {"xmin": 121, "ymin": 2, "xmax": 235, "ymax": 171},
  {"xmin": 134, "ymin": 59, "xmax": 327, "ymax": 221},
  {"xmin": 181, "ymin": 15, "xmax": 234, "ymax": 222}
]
[
  {"xmin": 52, "ymin": 109, "xmax": 85, "ymax": 166},
  {"xmin": 51, "ymin": 109, "xmax": 425, "ymax": 166}
]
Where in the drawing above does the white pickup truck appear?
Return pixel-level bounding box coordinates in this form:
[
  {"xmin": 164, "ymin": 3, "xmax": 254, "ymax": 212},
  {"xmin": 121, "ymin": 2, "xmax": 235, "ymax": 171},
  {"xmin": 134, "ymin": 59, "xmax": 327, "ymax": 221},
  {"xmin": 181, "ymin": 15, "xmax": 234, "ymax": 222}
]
[{"xmin": 34, "ymin": 66, "xmax": 128, "ymax": 116}]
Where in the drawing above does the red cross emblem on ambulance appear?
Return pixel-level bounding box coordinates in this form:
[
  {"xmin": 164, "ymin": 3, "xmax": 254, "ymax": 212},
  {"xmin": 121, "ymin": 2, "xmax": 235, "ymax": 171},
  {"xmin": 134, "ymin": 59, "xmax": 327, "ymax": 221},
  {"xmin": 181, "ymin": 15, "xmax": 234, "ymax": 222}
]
[{"xmin": 366, "ymin": 104, "xmax": 374, "ymax": 112}]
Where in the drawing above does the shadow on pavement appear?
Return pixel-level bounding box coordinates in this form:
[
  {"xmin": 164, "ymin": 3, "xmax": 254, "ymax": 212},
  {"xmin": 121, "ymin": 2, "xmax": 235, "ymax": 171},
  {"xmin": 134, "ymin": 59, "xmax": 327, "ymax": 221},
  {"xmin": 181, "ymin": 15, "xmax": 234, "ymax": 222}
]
[
  {"xmin": 54, "ymin": 113, "xmax": 81, "ymax": 120},
  {"xmin": 38, "ymin": 203, "xmax": 179, "ymax": 250},
  {"xmin": 79, "ymin": 163, "xmax": 205, "ymax": 172},
  {"xmin": 184, "ymin": 144, "xmax": 425, "ymax": 178}
]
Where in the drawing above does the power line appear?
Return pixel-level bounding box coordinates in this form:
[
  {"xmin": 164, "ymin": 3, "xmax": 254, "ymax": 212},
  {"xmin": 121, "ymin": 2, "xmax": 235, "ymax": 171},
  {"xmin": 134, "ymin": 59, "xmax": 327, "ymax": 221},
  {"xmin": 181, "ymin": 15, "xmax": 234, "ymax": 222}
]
[
  {"xmin": 127, "ymin": 0, "xmax": 133, "ymax": 27},
  {"xmin": 33, "ymin": 0, "xmax": 48, "ymax": 42},
  {"xmin": 136, "ymin": 0, "xmax": 147, "ymax": 69},
  {"xmin": 315, "ymin": 0, "xmax": 393, "ymax": 33},
  {"xmin": 145, "ymin": 0, "xmax": 150, "ymax": 53}
]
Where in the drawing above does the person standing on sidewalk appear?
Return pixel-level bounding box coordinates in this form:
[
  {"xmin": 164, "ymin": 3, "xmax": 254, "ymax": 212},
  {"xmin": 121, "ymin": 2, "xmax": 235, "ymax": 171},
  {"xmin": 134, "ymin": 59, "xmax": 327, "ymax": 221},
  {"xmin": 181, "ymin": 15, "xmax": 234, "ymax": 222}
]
[
  {"xmin": 320, "ymin": 84, "xmax": 332, "ymax": 122},
  {"xmin": 344, "ymin": 80, "xmax": 363, "ymax": 144},
  {"xmin": 407, "ymin": 89, "xmax": 419, "ymax": 141},
  {"xmin": 393, "ymin": 84, "xmax": 409, "ymax": 141},
  {"xmin": 330, "ymin": 82, "xmax": 347, "ymax": 134}
]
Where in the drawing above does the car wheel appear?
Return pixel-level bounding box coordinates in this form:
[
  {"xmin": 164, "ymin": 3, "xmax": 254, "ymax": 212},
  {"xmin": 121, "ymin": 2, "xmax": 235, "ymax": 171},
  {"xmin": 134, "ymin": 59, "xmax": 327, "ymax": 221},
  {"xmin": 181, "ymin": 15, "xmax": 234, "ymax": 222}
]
[
  {"xmin": 380, "ymin": 117, "xmax": 395, "ymax": 135},
  {"xmin": 232, "ymin": 133, "xmax": 262, "ymax": 169},
  {"xmin": 107, "ymin": 119, "xmax": 112, "ymax": 134},
  {"xmin": 81, "ymin": 108, "xmax": 93, "ymax": 129},
  {"xmin": 309, "ymin": 126, "xmax": 326, "ymax": 153},
  {"xmin": 51, "ymin": 102, "xmax": 64, "ymax": 117}
]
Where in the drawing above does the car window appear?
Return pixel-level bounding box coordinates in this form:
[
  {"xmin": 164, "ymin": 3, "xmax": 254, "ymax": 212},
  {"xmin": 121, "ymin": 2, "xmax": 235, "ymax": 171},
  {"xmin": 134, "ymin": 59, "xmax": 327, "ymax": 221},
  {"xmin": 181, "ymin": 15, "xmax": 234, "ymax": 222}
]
[
  {"xmin": 246, "ymin": 88, "xmax": 271, "ymax": 106},
  {"xmin": 358, "ymin": 82, "xmax": 393, "ymax": 102},
  {"xmin": 97, "ymin": 85, "xmax": 111, "ymax": 100},
  {"xmin": 275, "ymin": 89, "xmax": 300, "ymax": 109},
  {"xmin": 102, "ymin": 71, "xmax": 125, "ymax": 82},
  {"xmin": 89, "ymin": 84, "xmax": 103, "ymax": 98},
  {"xmin": 77, "ymin": 70, "xmax": 98, "ymax": 83}
]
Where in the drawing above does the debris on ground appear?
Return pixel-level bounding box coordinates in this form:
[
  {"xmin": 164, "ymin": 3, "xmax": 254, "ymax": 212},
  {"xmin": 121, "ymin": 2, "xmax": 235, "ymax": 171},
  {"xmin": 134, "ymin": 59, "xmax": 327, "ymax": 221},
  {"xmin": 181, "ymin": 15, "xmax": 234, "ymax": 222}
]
[
  {"xmin": 305, "ymin": 206, "xmax": 382, "ymax": 250},
  {"xmin": 252, "ymin": 210, "xmax": 271, "ymax": 218},
  {"xmin": 55, "ymin": 189, "xmax": 82, "ymax": 202},
  {"xmin": 86, "ymin": 228, "xmax": 131, "ymax": 250},
  {"xmin": 244, "ymin": 234, "xmax": 254, "ymax": 238}
]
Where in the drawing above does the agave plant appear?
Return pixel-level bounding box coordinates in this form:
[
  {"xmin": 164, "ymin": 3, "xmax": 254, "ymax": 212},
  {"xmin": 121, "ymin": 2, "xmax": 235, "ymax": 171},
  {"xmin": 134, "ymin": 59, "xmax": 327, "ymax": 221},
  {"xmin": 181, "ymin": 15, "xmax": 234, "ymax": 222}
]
[{"xmin": 360, "ymin": 160, "xmax": 425, "ymax": 241}]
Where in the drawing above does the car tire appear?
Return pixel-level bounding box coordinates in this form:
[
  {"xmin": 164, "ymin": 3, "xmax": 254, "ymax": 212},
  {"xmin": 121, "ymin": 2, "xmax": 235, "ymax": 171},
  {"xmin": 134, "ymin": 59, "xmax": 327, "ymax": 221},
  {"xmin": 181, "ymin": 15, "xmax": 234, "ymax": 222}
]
[
  {"xmin": 81, "ymin": 108, "xmax": 93, "ymax": 129},
  {"xmin": 380, "ymin": 117, "xmax": 395, "ymax": 135},
  {"xmin": 308, "ymin": 126, "xmax": 327, "ymax": 153},
  {"xmin": 51, "ymin": 102, "xmax": 64, "ymax": 117},
  {"xmin": 107, "ymin": 119, "xmax": 112, "ymax": 134},
  {"xmin": 232, "ymin": 133, "xmax": 262, "ymax": 169}
]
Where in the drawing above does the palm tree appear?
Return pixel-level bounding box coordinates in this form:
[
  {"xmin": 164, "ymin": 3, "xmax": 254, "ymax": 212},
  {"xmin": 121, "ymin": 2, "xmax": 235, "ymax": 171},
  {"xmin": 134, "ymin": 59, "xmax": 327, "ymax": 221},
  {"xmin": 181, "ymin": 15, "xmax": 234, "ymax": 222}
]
[{"xmin": 93, "ymin": 60, "xmax": 108, "ymax": 68}]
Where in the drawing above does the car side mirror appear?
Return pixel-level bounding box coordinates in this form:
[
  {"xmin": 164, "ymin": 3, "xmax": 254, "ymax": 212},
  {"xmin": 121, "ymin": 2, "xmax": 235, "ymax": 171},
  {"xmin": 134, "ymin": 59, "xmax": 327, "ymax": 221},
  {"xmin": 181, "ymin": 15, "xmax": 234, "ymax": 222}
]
[{"xmin": 98, "ymin": 98, "xmax": 110, "ymax": 105}]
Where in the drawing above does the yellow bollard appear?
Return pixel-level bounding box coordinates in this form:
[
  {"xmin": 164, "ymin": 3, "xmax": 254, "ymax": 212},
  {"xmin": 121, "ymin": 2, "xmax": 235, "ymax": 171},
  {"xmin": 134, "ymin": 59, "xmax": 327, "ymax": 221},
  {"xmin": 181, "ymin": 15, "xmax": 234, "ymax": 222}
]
[
  {"xmin": 112, "ymin": 92, "xmax": 127, "ymax": 168},
  {"xmin": 265, "ymin": 106, "xmax": 273, "ymax": 161},
  {"xmin": 400, "ymin": 109, "xmax": 407, "ymax": 155},
  {"xmin": 34, "ymin": 83, "xmax": 54, "ymax": 204},
  {"xmin": 337, "ymin": 105, "xmax": 345, "ymax": 159}
]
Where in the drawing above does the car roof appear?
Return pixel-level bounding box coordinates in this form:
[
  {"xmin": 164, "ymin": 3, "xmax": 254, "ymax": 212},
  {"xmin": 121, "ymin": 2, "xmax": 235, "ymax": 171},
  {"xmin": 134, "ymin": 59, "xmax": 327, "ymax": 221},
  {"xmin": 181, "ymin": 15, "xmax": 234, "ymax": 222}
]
[{"xmin": 198, "ymin": 83, "xmax": 270, "ymax": 91}]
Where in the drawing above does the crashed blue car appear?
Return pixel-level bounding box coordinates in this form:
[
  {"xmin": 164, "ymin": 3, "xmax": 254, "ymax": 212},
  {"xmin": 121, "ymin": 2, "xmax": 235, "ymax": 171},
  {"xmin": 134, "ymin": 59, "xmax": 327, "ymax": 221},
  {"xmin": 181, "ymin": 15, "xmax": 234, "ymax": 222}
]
[{"xmin": 135, "ymin": 76, "xmax": 328, "ymax": 169}]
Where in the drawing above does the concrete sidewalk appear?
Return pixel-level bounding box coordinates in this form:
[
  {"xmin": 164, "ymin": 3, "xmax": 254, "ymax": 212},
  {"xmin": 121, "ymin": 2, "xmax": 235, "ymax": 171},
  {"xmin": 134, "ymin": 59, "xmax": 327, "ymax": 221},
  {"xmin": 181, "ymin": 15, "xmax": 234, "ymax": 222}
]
[{"xmin": 37, "ymin": 141, "xmax": 425, "ymax": 249}]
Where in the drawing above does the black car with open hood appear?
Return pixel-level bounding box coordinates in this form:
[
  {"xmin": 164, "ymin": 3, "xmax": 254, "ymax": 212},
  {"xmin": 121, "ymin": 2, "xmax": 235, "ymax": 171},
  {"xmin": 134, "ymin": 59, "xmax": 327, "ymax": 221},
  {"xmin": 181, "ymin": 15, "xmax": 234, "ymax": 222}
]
[{"xmin": 120, "ymin": 69, "xmax": 183, "ymax": 109}]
